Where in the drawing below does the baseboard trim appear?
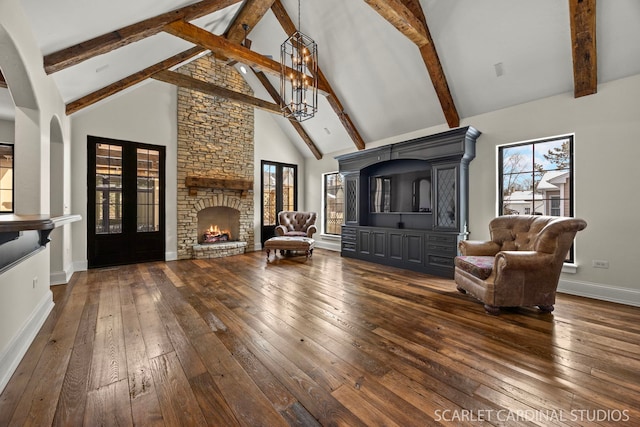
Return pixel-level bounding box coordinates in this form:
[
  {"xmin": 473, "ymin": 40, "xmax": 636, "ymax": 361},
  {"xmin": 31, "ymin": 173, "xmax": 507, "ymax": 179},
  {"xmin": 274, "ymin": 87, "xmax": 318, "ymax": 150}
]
[
  {"xmin": 165, "ymin": 251, "xmax": 178, "ymax": 261},
  {"xmin": 0, "ymin": 290, "xmax": 54, "ymax": 393},
  {"xmin": 315, "ymin": 240, "xmax": 341, "ymax": 252},
  {"xmin": 50, "ymin": 268, "xmax": 73, "ymax": 285},
  {"xmin": 558, "ymin": 278, "xmax": 640, "ymax": 308}
]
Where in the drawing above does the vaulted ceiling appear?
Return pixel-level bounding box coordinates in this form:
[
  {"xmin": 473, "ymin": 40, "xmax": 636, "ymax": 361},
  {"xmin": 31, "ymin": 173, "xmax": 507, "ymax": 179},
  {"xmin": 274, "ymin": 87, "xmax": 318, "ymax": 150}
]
[{"xmin": 2, "ymin": 0, "xmax": 640, "ymax": 159}]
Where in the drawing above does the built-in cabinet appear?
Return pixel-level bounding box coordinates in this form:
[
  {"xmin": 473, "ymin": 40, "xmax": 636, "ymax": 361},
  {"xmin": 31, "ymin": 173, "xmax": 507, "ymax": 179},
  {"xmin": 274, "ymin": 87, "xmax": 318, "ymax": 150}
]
[{"xmin": 336, "ymin": 126, "xmax": 480, "ymax": 278}]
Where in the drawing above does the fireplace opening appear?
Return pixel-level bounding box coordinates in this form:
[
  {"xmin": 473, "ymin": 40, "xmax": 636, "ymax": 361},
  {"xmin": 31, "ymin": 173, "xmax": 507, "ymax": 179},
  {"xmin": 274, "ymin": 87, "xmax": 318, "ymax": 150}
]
[{"xmin": 197, "ymin": 207, "xmax": 240, "ymax": 244}]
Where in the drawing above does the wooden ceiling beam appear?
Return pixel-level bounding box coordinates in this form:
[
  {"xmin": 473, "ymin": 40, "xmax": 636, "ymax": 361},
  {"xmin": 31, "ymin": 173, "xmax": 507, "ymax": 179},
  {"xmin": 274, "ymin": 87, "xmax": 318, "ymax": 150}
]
[
  {"xmin": 271, "ymin": 0, "xmax": 366, "ymax": 150},
  {"xmin": 43, "ymin": 0, "xmax": 241, "ymax": 74},
  {"xmin": 164, "ymin": 20, "xmax": 330, "ymax": 94},
  {"xmin": 225, "ymin": 0, "xmax": 276, "ymax": 45},
  {"xmin": 152, "ymin": 69, "xmax": 282, "ymax": 114},
  {"xmin": 251, "ymin": 69, "xmax": 323, "ymax": 159},
  {"xmin": 66, "ymin": 46, "xmax": 207, "ymax": 115},
  {"xmin": 569, "ymin": 0, "xmax": 597, "ymax": 97},
  {"xmin": 363, "ymin": 0, "xmax": 430, "ymax": 47},
  {"xmin": 365, "ymin": 0, "xmax": 460, "ymax": 128}
]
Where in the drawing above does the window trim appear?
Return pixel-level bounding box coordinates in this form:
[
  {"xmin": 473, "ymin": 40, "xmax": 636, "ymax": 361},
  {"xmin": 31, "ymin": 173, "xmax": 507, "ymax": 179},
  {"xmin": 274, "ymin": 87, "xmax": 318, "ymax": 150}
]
[
  {"xmin": 321, "ymin": 171, "xmax": 344, "ymax": 237},
  {"xmin": 497, "ymin": 133, "xmax": 576, "ymax": 263}
]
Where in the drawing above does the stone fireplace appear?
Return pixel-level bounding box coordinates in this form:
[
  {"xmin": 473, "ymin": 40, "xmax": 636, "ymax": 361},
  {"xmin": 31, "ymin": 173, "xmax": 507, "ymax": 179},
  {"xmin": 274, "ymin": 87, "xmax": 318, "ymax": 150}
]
[{"xmin": 176, "ymin": 54, "xmax": 255, "ymax": 259}]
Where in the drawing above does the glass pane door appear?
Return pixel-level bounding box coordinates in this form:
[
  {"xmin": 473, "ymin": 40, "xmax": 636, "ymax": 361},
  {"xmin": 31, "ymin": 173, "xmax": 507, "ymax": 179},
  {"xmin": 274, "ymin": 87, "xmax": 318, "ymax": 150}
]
[
  {"xmin": 95, "ymin": 144, "xmax": 123, "ymax": 234},
  {"xmin": 261, "ymin": 161, "xmax": 297, "ymax": 244},
  {"xmin": 88, "ymin": 137, "xmax": 165, "ymax": 268}
]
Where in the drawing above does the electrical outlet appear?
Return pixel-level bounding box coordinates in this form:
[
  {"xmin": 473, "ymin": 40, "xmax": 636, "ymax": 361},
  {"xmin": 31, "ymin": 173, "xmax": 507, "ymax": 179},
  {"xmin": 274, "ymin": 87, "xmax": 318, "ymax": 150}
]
[{"xmin": 592, "ymin": 260, "xmax": 609, "ymax": 269}]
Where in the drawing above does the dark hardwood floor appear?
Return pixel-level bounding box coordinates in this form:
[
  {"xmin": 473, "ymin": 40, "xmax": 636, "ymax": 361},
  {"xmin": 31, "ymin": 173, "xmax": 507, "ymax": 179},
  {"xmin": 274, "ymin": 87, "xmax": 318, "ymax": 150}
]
[{"xmin": 1, "ymin": 249, "xmax": 639, "ymax": 426}]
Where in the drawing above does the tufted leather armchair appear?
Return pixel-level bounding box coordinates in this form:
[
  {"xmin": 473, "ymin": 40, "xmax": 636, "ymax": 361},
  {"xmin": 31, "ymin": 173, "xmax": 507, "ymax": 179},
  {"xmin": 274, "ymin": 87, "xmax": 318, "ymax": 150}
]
[
  {"xmin": 275, "ymin": 211, "xmax": 317, "ymax": 238},
  {"xmin": 454, "ymin": 215, "xmax": 587, "ymax": 315}
]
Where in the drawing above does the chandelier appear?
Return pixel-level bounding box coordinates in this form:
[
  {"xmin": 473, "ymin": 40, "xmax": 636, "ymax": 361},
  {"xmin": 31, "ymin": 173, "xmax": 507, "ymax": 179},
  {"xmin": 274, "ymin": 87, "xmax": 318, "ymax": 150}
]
[{"xmin": 280, "ymin": 0, "xmax": 318, "ymax": 122}]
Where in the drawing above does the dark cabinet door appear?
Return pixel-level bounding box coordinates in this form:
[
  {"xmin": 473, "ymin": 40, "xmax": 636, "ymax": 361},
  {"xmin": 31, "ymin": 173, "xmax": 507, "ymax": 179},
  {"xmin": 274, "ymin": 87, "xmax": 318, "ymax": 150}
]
[
  {"xmin": 433, "ymin": 163, "xmax": 459, "ymax": 230},
  {"xmin": 388, "ymin": 231, "xmax": 423, "ymax": 265}
]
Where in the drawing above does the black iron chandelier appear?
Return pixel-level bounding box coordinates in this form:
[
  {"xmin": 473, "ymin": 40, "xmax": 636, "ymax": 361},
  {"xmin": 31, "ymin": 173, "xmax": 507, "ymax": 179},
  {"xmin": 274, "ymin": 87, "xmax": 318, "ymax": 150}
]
[{"xmin": 280, "ymin": 0, "xmax": 318, "ymax": 122}]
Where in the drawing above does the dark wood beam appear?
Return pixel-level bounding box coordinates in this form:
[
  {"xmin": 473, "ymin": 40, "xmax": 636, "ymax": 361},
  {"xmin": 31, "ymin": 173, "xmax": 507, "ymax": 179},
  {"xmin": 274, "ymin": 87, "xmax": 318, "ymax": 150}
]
[
  {"xmin": 164, "ymin": 20, "xmax": 330, "ymax": 94},
  {"xmin": 225, "ymin": 0, "xmax": 276, "ymax": 45},
  {"xmin": 271, "ymin": 0, "xmax": 366, "ymax": 150},
  {"xmin": 569, "ymin": 0, "xmax": 597, "ymax": 97},
  {"xmin": 152, "ymin": 69, "xmax": 282, "ymax": 114},
  {"xmin": 365, "ymin": 0, "xmax": 460, "ymax": 128},
  {"xmin": 66, "ymin": 46, "xmax": 207, "ymax": 115},
  {"xmin": 0, "ymin": 70, "xmax": 6, "ymax": 89},
  {"xmin": 363, "ymin": 0, "xmax": 430, "ymax": 47},
  {"xmin": 44, "ymin": 0, "xmax": 241, "ymax": 74},
  {"xmin": 251, "ymin": 69, "xmax": 323, "ymax": 160}
]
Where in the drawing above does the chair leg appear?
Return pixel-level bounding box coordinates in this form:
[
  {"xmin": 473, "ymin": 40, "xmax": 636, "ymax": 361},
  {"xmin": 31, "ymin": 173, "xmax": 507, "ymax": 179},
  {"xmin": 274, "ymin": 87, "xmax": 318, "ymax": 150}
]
[
  {"xmin": 456, "ymin": 286, "xmax": 467, "ymax": 294},
  {"xmin": 538, "ymin": 305, "xmax": 554, "ymax": 313},
  {"xmin": 483, "ymin": 304, "xmax": 501, "ymax": 315}
]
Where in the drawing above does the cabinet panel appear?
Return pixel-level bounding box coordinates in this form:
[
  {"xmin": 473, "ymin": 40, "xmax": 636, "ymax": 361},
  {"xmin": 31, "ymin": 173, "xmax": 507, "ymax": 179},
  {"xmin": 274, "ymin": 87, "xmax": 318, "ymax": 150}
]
[
  {"xmin": 345, "ymin": 175, "xmax": 359, "ymax": 224},
  {"xmin": 372, "ymin": 231, "xmax": 386, "ymax": 257},
  {"xmin": 358, "ymin": 229, "xmax": 371, "ymax": 255},
  {"xmin": 388, "ymin": 232, "xmax": 403, "ymax": 260},
  {"xmin": 405, "ymin": 233, "xmax": 423, "ymax": 264},
  {"xmin": 433, "ymin": 163, "xmax": 458, "ymax": 230}
]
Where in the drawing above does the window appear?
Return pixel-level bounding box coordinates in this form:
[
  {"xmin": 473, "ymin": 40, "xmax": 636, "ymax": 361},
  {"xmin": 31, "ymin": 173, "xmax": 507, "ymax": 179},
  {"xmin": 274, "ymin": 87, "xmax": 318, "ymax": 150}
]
[
  {"xmin": 323, "ymin": 172, "xmax": 343, "ymax": 235},
  {"xmin": 0, "ymin": 143, "xmax": 14, "ymax": 213},
  {"xmin": 499, "ymin": 134, "xmax": 575, "ymax": 261},
  {"xmin": 95, "ymin": 143, "xmax": 123, "ymax": 233}
]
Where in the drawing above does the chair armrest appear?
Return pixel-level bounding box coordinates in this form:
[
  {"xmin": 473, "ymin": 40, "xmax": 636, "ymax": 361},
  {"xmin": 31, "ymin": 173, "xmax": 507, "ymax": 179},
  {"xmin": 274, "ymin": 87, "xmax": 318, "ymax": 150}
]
[
  {"xmin": 306, "ymin": 225, "xmax": 317, "ymax": 238},
  {"xmin": 459, "ymin": 240, "xmax": 501, "ymax": 256},
  {"xmin": 495, "ymin": 251, "xmax": 555, "ymax": 272},
  {"xmin": 275, "ymin": 225, "xmax": 287, "ymax": 236}
]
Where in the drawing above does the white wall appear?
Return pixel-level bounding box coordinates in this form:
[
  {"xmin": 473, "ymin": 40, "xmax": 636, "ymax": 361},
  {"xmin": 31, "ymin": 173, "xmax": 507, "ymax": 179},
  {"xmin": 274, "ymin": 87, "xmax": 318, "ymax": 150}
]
[
  {"xmin": 0, "ymin": 0, "xmax": 69, "ymax": 392},
  {"xmin": 306, "ymin": 73, "xmax": 640, "ymax": 307},
  {"xmin": 0, "ymin": 119, "xmax": 14, "ymax": 142},
  {"xmin": 70, "ymin": 80, "xmax": 179, "ymax": 266}
]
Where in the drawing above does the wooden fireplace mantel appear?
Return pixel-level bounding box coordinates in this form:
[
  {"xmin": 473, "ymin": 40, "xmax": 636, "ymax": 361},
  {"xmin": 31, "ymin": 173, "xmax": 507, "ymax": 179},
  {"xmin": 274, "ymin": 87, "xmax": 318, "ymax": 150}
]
[{"xmin": 185, "ymin": 176, "xmax": 253, "ymax": 196}]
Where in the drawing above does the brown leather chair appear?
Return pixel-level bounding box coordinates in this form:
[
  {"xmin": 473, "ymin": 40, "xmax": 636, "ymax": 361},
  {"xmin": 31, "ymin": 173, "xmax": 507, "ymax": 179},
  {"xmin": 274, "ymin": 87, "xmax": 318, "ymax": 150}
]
[
  {"xmin": 454, "ymin": 215, "xmax": 587, "ymax": 315},
  {"xmin": 275, "ymin": 211, "xmax": 317, "ymax": 238}
]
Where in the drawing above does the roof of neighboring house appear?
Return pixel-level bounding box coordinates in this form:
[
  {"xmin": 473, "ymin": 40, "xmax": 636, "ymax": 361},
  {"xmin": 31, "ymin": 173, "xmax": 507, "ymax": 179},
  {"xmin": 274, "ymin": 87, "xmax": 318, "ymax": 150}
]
[
  {"xmin": 503, "ymin": 190, "xmax": 542, "ymax": 203},
  {"xmin": 537, "ymin": 170, "xmax": 569, "ymax": 191}
]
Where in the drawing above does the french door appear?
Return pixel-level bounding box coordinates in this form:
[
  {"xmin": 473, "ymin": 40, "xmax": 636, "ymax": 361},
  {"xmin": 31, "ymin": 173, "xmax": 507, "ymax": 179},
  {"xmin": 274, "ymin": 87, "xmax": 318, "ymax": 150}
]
[
  {"xmin": 261, "ymin": 161, "xmax": 297, "ymax": 244},
  {"xmin": 87, "ymin": 136, "xmax": 165, "ymax": 268}
]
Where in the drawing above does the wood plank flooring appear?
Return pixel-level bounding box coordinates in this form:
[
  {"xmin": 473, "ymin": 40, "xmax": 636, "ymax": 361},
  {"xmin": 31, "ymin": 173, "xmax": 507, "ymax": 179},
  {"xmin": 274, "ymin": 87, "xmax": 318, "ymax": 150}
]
[{"xmin": 1, "ymin": 249, "xmax": 639, "ymax": 426}]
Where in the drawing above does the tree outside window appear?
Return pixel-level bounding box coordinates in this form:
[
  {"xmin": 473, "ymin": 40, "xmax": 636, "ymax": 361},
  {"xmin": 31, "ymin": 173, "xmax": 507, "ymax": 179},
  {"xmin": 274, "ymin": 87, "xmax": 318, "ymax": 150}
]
[
  {"xmin": 0, "ymin": 143, "xmax": 13, "ymax": 213},
  {"xmin": 323, "ymin": 172, "xmax": 343, "ymax": 235}
]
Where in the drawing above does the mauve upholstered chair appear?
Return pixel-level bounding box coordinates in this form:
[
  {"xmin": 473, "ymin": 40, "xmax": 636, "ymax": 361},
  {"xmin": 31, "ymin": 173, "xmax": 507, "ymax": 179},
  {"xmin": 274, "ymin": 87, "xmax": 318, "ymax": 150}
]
[{"xmin": 275, "ymin": 211, "xmax": 317, "ymax": 238}]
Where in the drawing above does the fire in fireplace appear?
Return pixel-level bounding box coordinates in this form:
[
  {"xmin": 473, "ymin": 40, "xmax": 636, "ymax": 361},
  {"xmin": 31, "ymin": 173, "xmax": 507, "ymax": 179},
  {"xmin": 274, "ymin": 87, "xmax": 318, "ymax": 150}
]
[
  {"xmin": 203, "ymin": 224, "xmax": 231, "ymax": 243},
  {"xmin": 197, "ymin": 206, "xmax": 240, "ymax": 245}
]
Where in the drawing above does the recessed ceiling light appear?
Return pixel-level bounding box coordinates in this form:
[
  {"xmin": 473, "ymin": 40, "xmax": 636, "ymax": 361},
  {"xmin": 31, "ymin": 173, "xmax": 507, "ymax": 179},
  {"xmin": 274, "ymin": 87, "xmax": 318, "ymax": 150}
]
[
  {"xmin": 494, "ymin": 62, "xmax": 505, "ymax": 77},
  {"xmin": 239, "ymin": 65, "xmax": 247, "ymax": 74},
  {"xmin": 95, "ymin": 64, "xmax": 109, "ymax": 73}
]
